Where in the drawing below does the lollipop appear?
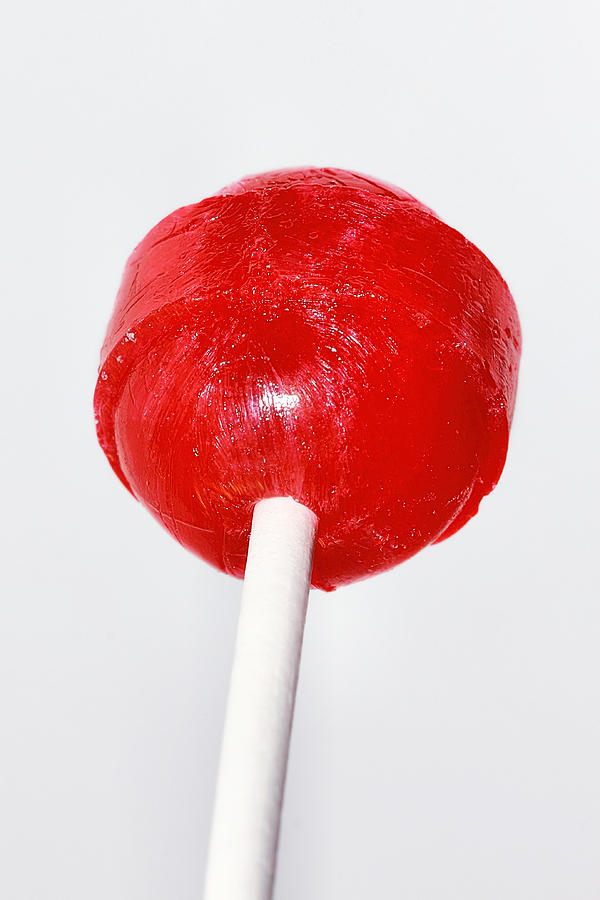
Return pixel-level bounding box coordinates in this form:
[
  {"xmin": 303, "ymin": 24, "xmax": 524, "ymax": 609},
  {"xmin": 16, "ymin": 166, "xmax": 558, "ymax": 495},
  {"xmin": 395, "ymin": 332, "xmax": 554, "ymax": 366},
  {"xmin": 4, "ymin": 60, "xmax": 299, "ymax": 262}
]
[{"xmin": 94, "ymin": 168, "xmax": 520, "ymax": 899}]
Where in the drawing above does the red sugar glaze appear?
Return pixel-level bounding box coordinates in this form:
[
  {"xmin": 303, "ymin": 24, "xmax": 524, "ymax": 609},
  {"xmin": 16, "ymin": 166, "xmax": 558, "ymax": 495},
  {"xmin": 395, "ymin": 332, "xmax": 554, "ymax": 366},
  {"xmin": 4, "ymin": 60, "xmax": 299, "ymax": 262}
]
[{"xmin": 94, "ymin": 168, "xmax": 521, "ymax": 590}]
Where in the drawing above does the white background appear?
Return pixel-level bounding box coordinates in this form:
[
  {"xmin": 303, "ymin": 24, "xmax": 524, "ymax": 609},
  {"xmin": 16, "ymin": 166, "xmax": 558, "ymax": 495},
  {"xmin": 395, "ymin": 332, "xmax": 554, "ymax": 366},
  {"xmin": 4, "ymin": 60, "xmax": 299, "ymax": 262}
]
[{"xmin": 1, "ymin": 1, "xmax": 598, "ymax": 897}]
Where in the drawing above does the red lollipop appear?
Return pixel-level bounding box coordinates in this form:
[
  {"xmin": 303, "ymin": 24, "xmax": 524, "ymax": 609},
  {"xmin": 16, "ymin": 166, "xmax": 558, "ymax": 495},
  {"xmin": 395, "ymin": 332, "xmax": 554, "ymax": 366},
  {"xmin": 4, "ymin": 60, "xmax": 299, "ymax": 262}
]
[
  {"xmin": 95, "ymin": 167, "xmax": 520, "ymax": 591},
  {"xmin": 95, "ymin": 168, "xmax": 520, "ymax": 900}
]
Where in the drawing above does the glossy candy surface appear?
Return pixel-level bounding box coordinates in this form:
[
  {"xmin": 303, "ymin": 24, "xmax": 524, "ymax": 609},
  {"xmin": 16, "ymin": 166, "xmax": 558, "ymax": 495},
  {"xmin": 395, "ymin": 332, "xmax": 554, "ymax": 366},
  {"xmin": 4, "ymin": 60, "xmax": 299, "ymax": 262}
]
[{"xmin": 94, "ymin": 168, "xmax": 520, "ymax": 590}]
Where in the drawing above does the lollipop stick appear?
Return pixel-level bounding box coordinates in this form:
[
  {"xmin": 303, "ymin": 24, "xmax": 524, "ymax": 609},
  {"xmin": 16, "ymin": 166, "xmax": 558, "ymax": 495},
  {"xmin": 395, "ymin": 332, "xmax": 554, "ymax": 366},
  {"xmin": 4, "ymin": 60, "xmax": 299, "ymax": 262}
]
[{"xmin": 203, "ymin": 497, "xmax": 317, "ymax": 900}]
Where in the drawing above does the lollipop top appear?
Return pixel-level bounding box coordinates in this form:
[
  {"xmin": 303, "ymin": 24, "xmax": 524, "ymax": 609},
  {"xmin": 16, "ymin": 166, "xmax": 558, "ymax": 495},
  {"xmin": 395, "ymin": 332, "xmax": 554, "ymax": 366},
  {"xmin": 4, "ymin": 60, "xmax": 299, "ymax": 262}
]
[
  {"xmin": 95, "ymin": 167, "xmax": 520, "ymax": 590},
  {"xmin": 216, "ymin": 166, "xmax": 434, "ymax": 208}
]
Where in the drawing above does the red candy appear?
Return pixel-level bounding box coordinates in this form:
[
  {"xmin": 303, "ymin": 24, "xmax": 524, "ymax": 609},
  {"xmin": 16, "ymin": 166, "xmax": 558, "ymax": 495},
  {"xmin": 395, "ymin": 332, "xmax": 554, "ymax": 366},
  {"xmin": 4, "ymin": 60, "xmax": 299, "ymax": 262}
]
[{"xmin": 94, "ymin": 168, "xmax": 520, "ymax": 590}]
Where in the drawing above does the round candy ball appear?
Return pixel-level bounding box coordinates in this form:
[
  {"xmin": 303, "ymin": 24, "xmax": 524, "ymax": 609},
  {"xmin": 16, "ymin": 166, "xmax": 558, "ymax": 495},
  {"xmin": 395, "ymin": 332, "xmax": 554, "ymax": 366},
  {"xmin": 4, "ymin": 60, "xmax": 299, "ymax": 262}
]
[{"xmin": 94, "ymin": 168, "xmax": 520, "ymax": 590}]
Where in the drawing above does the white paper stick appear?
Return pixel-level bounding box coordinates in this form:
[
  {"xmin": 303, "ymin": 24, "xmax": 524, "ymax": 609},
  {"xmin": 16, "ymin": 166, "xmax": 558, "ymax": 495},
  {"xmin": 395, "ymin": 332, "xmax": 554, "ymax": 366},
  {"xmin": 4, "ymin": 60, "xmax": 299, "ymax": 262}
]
[{"xmin": 203, "ymin": 497, "xmax": 317, "ymax": 900}]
